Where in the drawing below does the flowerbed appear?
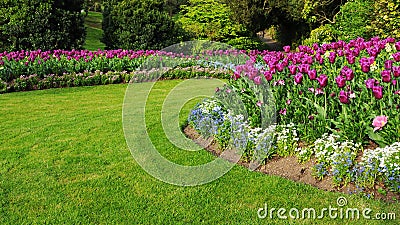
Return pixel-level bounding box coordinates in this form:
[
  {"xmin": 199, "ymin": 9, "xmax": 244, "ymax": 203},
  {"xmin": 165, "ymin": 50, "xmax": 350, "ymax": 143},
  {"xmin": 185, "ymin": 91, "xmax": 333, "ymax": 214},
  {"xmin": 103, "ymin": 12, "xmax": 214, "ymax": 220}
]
[
  {"xmin": 188, "ymin": 37, "xmax": 400, "ymax": 196},
  {"xmin": 2, "ymin": 37, "xmax": 400, "ymax": 196}
]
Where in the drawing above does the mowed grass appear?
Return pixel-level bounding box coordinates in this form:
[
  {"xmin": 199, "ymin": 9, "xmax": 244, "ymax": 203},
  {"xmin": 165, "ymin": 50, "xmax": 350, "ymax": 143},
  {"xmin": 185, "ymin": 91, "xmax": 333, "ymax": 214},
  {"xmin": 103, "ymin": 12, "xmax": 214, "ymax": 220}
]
[
  {"xmin": 0, "ymin": 80, "xmax": 399, "ymax": 224},
  {"xmin": 84, "ymin": 11, "xmax": 105, "ymax": 50}
]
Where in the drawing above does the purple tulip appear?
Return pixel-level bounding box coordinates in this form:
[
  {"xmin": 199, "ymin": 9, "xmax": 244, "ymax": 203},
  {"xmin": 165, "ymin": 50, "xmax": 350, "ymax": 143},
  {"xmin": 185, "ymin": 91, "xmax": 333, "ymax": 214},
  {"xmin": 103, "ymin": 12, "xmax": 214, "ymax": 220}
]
[
  {"xmin": 393, "ymin": 52, "xmax": 400, "ymax": 62},
  {"xmin": 254, "ymin": 76, "xmax": 262, "ymax": 85},
  {"xmin": 308, "ymin": 69, "xmax": 317, "ymax": 80},
  {"xmin": 392, "ymin": 80, "xmax": 397, "ymax": 86},
  {"xmin": 283, "ymin": 46, "xmax": 291, "ymax": 53},
  {"xmin": 294, "ymin": 73, "xmax": 303, "ymax": 84},
  {"xmin": 339, "ymin": 90, "xmax": 350, "ymax": 104},
  {"xmin": 346, "ymin": 55, "xmax": 356, "ymax": 64},
  {"xmin": 264, "ymin": 71, "xmax": 273, "ymax": 81},
  {"xmin": 395, "ymin": 41, "xmax": 400, "ymax": 51},
  {"xmin": 335, "ymin": 75, "xmax": 346, "ymax": 88},
  {"xmin": 365, "ymin": 78, "xmax": 376, "ymax": 89},
  {"xmin": 381, "ymin": 70, "xmax": 392, "ymax": 83},
  {"xmin": 393, "ymin": 66, "xmax": 400, "ymax": 77},
  {"xmin": 288, "ymin": 65, "xmax": 297, "ymax": 75},
  {"xmin": 372, "ymin": 86, "xmax": 383, "ymax": 99},
  {"xmin": 329, "ymin": 52, "xmax": 336, "ymax": 63},
  {"xmin": 299, "ymin": 64, "xmax": 310, "ymax": 73},
  {"xmin": 316, "ymin": 74, "xmax": 328, "ymax": 88},
  {"xmin": 385, "ymin": 60, "xmax": 393, "ymax": 70},
  {"xmin": 341, "ymin": 66, "xmax": 354, "ymax": 81}
]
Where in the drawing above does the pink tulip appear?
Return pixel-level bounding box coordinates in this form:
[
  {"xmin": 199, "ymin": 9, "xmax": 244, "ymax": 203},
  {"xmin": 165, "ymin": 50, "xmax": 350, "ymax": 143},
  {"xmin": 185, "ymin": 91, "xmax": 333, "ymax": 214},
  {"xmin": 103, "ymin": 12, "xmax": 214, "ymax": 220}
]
[
  {"xmin": 316, "ymin": 74, "xmax": 328, "ymax": 88},
  {"xmin": 372, "ymin": 86, "xmax": 383, "ymax": 99},
  {"xmin": 294, "ymin": 73, "xmax": 303, "ymax": 84},
  {"xmin": 372, "ymin": 115, "xmax": 388, "ymax": 132},
  {"xmin": 339, "ymin": 90, "xmax": 350, "ymax": 104},
  {"xmin": 335, "ymin": 75, "xmax": 346, "ymax": 88},
  {"xmin": 381, "ymin": 70, "xmax": 392, "ymax": 83}
]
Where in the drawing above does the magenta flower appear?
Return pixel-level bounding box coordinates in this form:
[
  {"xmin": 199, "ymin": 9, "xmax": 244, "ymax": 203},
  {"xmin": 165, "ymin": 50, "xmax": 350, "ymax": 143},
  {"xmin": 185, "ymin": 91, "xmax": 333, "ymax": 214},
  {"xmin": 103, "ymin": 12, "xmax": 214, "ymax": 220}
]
[
  {"xmin": 372, "ymin": 86, "xmax": 383, "ymax": 99},
  {"xmin": 381, "ymin": 70, "xmax": 392, "ymax": 83},
  {"xmin": 256, "ymin": 101, "xmax": 263, "ymax": 107},
  {"xmin": 392, "ymin": 80, "xmax": 397, "ymax": 86},
  {"xmin": 279, "ymin": 108, "xmax": 287, "ymax": 115},
  {"xmin": 315, "ymin": 88, "xmax": 324, "ymax": 95},
  {"xmin": 385, "ymin": 60, "xmax": 393, "ymax": 70},
  {"xmin": 254, "ymin": 76, "xmax": 262, "ymax": 85},
  {"xmin": 316, "ymin": 74, "xmax": 328, "ymax": 88},
  {"xmin": 263, "ymin": 71, "xmax": 273, "ymax": 81},
  {"xmin": 346, "ymin": 55, "xmax": 356, "ymax": 64},
  {"xmin": 286, "ymin": 99, "xmax": 292, "ymax": 105},
  {"xmin": 307, "ymin": 69, "xmax": 317, "ymax": 80},
  {"xmin": 339, "ymin": 90, "xmax": 350, "ymax": 104},
  {"xmin": 395, "ymin": 41, "xmax": 400, "ymax": 51},
  {"xmin": 308, "ymin": 115, "xmax": 314, "ymax": 120},
  {"xmin": 393, "ymin": 66, "xmax": 400, "ymax": 77},
  {"xmin": 283, "ymin": 46, "xmax": 291, "ymax": 53},
  {"xmin": 365, "ymin": 78, "xmax": 376, "ymax": 89},
  {"xmin": 341, "ymin": 66, "xmax": 354, "ymax": 81},
  {"xmin": 372, "ymin": 115, "xmax": 388, "ymax": 132},
  {"xmin": 294, "ymin": 73, "xmax": 303, "ymax": 84},
  {"xmin": 393, "ymin": 52, "xmax": 400, "ymax": 62},
  {"xmin": 299, "ymin": 64, "xmax": 310, "ymax": 73},
  {"xmin": 288, "ymin": 65, "xmax": 297, "ymax": 75},
  {"xmin": 329, "ymin": 52, "xmax": 336, "ymax": 63},
  {"xmin": 335, "ymin": 75, "xmax": 346, "ymax": 88}
]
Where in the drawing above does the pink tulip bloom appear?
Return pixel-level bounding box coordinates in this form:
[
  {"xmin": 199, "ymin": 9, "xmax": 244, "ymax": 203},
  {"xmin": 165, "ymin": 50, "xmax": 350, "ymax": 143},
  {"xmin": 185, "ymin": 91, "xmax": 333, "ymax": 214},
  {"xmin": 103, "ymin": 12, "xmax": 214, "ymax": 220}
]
[
  {"xmin": 316, "ymin": 74, "xmax": 328, "ymax": 87},
  {"xmin": 372, "ymin": 86, "xmax": 383, "ymax": 99},
  {"xmin": 294, "ymin": 73, "xmax": 303, "ymax": 84},
  {"xmin": 335, "ymin": 75, "xmax": 346, "ymax": 88},
  {"xmin": 339, "ymin": 90, "xmax": 350, "ymax": 104},
  {"xmin": 372, "ymin": 115, "xmax": 388, "ymax": 132},
  {"xmin": 254, "ymin": 76, "xmax": 262, "ymax": 85},
  {"xmin": 381, "ymin": 70, "xmax": 392, "ymax": 83}
]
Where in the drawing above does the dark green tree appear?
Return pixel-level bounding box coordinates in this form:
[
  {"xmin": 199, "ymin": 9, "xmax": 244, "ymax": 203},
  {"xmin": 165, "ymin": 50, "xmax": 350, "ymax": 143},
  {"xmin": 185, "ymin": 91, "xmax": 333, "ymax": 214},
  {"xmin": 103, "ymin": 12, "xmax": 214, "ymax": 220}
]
[{"xmin": 0, "ymin": 0, "xmax": 86, "ymax": 51}]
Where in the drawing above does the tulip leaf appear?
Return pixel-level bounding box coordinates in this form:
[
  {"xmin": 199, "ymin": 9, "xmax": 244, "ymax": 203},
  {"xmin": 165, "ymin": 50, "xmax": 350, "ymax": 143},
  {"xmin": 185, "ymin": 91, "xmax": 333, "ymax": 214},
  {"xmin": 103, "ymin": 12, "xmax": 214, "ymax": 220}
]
[{"xmin": 368, "ymin": 130, "xmax": 388, "ymax": 148}]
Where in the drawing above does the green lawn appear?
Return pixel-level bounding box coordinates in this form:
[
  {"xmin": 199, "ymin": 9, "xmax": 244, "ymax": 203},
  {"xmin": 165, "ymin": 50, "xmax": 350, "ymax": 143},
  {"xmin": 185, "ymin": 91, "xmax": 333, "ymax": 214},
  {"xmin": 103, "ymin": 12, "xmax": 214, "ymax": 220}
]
[
  {"xmin": 0, "ymin": 80, "xmax": 399, "ymax": 224},
  {"xmin": 84, "ymin": 11, "xmax": 105, "ymax": 50}
]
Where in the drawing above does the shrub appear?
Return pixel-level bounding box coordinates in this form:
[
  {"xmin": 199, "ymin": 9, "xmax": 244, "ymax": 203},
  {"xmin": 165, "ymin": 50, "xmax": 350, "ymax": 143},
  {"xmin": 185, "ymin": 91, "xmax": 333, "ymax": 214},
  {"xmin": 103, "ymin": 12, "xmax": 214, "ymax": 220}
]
[
  {"xmin": 333, "ymin": 0, "xmax": 374, "ymax": 42},
  {"xmin": 102, "ymin": 0, "xmax": 186, "ymax": 50},
  {"xmin": 0, "ymin": 0, "xmax": 86, "ymax": 51},
  {"xmin": 370, "ymin": 0, "xmax": 400, "ymax": 40}
]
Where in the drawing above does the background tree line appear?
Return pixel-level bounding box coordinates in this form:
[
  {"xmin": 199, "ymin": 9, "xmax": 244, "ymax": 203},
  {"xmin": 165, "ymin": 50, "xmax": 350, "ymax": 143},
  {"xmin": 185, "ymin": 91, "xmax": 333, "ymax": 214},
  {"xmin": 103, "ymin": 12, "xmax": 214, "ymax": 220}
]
[{"xmin": 0, "ymin": 0, "xmax": 399, "ymax": 52}]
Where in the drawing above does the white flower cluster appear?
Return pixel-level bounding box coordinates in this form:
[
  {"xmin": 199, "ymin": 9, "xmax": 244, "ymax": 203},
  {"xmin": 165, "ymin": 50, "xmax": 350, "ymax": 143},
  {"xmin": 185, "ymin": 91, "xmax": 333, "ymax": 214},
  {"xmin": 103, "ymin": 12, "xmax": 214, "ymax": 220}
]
[
  {"xmin": 199, "ymin": 99, "xmax": 223, "ymax": 115},
  {"xmin": 308, "ymin": 133, "xmax": 361, "ymax": 163},
  {"xmin": 361, "ymin": 142, "xmax": 400, "ymax": 172},
  {"xmin": 385, "ymin": 43, "xmax": 394, "ymax": 53},
  {"xmin": 276, "ymin": 123, "xmax": 298, "ymax": 142}
]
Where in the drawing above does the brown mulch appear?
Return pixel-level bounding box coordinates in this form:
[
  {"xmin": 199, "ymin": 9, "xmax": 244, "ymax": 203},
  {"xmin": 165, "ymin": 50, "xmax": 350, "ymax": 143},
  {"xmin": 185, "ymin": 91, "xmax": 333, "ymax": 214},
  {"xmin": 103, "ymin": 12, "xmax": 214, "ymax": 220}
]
[{"xmin": 183, "ymin": 125, "xmax": 400, "ymax": 202}]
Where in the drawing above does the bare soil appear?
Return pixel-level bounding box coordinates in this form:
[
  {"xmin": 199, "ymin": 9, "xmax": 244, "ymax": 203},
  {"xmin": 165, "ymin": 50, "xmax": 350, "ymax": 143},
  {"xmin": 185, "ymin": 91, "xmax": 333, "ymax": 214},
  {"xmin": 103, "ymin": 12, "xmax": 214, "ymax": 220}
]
[{"xmin": 183, "ymin": 126, "xmax": 400, "ymax": 202}]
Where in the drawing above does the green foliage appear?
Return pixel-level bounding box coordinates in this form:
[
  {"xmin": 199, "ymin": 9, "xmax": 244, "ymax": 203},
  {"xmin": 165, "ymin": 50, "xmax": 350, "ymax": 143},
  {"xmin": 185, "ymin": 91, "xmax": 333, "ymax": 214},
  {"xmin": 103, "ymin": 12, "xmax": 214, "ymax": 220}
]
[
  {"xmin": 102, "ymin": 0, "xmax": 187, "ymax": 50},
  {"xmin": 302, "ymin": 24, "xmax": 335, "ymax": 46},
  {"xmin": 178, "ymin": 0, "xmax": 247, "ymax": 41},
  {"xmin": 0, "ymin": 0, "xmax": 86, "ymax": 51},
  {"xmin": 333, "ymin": 0, "xmax": 374, "ymax": 42},
  {"xmin": 223, "ymin": 0, "xmax": 266, "ymax": 34},
  {"xmin": 304, "ymin": 0, "xmax": 400, "ymax": 45},
  {"xmin": 370, "ymin": 0, "xmax": 400, "ymax": 39},
  {"xmin": 225, "ymin": 37, "xmax": 268, "ymax": 50}
]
